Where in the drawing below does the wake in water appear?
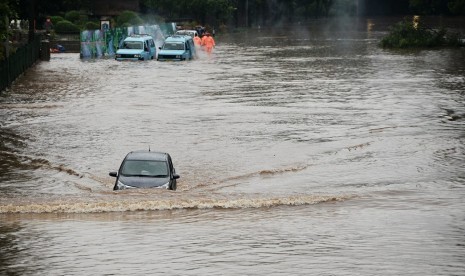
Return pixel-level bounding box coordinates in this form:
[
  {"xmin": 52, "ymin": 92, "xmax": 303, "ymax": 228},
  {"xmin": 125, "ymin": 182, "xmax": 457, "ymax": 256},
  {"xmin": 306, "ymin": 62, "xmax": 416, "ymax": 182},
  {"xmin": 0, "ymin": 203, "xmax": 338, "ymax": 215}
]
[
  {"xmin": 0, "ymin": 193, "xmax": 352, "ymax": 214},
  {"xmin": 0, "ymin": 141, "xmax": 369, "ymax": 214}
]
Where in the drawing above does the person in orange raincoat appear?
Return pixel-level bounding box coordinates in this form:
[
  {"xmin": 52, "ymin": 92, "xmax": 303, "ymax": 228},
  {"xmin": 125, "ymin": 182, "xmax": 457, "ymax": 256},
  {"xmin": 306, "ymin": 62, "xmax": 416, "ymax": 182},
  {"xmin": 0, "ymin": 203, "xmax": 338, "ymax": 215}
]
[
  {"xmin": 193, "ymin": 33, "xmax": 202, "ymax": 47},
  {"xmin": 201, "ymin": 32, "xmax": 215, "ymax": 54}
]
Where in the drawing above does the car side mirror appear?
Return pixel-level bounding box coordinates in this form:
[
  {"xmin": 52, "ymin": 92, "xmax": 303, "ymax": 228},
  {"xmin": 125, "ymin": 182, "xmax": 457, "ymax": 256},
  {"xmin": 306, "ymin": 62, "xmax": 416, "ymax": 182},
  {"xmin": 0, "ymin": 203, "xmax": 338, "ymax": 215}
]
[
  {"xmin": 109, "ymin": 171, "xmax": 118, "ymax": 177},
  {"xmin": 173, "ymin": 174, "xmax": 180, "ymax": 180}
]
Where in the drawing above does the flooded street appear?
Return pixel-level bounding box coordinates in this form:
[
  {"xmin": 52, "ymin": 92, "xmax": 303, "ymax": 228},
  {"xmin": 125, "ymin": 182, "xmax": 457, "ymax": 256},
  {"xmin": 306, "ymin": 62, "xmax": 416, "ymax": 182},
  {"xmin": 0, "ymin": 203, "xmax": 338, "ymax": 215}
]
[{"xmin": 1, "ymin": 18, "xmax": 465, "ymax": 275}]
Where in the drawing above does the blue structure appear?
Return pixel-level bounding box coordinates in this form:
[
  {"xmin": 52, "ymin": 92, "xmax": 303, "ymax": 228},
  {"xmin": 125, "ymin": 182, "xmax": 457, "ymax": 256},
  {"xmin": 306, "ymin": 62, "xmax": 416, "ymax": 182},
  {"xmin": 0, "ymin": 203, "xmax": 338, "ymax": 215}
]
[{"xmin": 80, "ymin": 23, "xmax": 176, "ymax": 59}]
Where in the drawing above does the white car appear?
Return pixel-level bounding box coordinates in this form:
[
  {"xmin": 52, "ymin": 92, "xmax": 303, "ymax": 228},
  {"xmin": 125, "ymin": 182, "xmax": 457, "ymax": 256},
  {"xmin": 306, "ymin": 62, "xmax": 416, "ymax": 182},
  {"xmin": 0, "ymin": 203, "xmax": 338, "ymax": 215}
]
[{"xmin": 175, "ymin": 30, "xmax": 198, "ymax": 38}]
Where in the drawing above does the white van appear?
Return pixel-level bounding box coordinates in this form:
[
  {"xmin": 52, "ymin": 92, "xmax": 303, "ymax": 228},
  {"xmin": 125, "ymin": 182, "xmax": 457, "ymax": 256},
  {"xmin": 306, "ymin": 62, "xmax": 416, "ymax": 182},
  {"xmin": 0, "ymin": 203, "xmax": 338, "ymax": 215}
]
[{"xmin": 115, "ymin": 34, "xmax": 156, "ymax": 61}]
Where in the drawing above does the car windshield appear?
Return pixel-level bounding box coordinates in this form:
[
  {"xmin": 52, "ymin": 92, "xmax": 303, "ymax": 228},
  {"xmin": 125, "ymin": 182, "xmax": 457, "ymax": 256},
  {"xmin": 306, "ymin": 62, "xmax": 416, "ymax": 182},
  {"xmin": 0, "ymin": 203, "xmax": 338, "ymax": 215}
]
[
  {"xmin": 123, "ymin": 41, "xmax": 143, "ymax": 49},
  {"xmin": 121, "ymin": 160, "xmax": 168, "ymax": 177},
  {"xmin": 163, "ymin": 42, "xmax": 185, "ymax": 50}
]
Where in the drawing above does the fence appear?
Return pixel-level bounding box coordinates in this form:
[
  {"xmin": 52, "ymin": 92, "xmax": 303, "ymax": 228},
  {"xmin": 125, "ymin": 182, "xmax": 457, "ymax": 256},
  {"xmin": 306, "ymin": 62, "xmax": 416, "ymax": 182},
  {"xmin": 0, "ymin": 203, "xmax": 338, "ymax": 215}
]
[{"xmin": 0, "ymin": 35, "xmax": 41, "ymax": 93}]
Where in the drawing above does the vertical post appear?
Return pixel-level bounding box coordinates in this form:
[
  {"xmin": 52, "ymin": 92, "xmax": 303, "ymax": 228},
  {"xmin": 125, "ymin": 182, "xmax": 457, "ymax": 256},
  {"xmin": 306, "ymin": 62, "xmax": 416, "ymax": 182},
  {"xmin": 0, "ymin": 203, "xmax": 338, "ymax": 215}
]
[{"xmin": 40, "ymin": 39, "xmax": 50, "ymax": 61}]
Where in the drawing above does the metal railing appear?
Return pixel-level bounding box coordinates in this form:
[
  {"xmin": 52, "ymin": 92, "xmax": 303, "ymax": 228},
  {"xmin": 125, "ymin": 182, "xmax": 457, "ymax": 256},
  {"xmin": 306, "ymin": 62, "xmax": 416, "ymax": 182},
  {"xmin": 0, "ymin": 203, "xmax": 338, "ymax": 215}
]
[{"xmin": 1, "ymin": 35, "xmax": 41, "ymax": 93}]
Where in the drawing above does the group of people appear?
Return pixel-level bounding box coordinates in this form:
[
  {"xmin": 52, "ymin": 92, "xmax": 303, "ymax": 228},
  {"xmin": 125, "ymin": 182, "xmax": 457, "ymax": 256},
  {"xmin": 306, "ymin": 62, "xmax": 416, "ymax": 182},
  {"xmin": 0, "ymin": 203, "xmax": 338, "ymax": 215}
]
[{"xmin": 193, "ymin": 32, "xmax": 215, "ymax": 54}]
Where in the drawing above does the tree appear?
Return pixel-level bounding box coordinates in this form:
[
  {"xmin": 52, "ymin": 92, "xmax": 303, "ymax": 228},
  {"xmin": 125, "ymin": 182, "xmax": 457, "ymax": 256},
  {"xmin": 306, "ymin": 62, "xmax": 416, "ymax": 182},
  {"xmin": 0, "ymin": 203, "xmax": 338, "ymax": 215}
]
[
  {"xmin": 448, "ymin": 0, "xmax": 465, "ymax": 14},
  {"xmin": 116, "ymin": 10, "xmax": 144, "ymax": 27}
]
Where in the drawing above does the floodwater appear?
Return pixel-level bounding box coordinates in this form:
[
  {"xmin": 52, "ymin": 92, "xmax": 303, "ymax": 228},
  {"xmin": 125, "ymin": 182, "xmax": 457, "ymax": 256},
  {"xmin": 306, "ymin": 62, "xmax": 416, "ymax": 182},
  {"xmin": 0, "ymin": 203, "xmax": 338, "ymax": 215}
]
[{"xmin": 1, "ymin": 17, "xmax": 465, "ymax": 275}]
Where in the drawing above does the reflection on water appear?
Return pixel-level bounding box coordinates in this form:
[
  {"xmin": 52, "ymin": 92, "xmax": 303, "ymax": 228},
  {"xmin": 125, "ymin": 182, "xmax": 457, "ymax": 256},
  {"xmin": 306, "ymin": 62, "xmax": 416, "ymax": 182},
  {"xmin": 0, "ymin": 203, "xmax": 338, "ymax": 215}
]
[{"xmin": 1, "ymin": 17, "xmax": 465, "ymax": 275}]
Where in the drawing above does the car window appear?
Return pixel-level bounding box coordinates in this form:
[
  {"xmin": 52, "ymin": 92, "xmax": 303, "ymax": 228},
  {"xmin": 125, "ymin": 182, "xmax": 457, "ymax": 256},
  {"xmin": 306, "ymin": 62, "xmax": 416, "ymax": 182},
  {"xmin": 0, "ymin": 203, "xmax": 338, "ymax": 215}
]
[
  {"xmin": 163, "ymin": 42, "xmax": 185, "ymax": 50},
  {"xmin": 121, "ymin": 160, "xmax": 168, "ymax": 177},
  {"xmin": 123, "ymin": 41, "xmax": 143, "ymax": 49}
]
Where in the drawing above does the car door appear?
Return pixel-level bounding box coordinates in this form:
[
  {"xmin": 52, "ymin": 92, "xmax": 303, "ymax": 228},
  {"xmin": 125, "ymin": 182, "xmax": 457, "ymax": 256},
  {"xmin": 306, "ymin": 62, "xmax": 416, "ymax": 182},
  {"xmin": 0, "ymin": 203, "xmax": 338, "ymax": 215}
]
[
  {"xmin": 167, "ymin": 155, "xmax": 177, "ymax": 190},
  {"xmin": 185, "ymin": 40, "xmax": 192, "ymax": 60},
  {"xmin": 143, "ymin": 40, "xmax": 150, "ymax": 60},
  {"xmin": 188, "ymin": 39, "xmax": 196, "ymax": 59}
]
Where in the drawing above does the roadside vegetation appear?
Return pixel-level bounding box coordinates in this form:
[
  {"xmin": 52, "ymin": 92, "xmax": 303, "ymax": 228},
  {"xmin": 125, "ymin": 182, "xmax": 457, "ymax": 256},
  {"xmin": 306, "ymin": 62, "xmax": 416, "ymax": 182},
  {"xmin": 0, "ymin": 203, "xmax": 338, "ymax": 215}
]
[
  {"xmin": 380, "ymin": 17, "xmax": 465, "ymax": 48},
  {"xmin": 47, "ymin": 10, "xmax": 145, "ymax": 34},
  {"xmin": 2, "ymin": 0, "xmax": 465, "ymax": 60}
]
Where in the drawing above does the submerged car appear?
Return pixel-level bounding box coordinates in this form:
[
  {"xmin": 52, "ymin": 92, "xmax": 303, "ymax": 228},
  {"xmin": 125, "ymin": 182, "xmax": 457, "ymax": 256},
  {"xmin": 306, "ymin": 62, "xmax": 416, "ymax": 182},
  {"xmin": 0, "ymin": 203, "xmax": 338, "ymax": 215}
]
[
  {"xmin": 115, "ymin": 34, "xmax": 156, "ymax": 61},
  {"xmin": 109, "ymin": 150, "xmax": 180, "ymax": 190},
  {"xmin": 157, "ymin": 35, "xmax": 197, "ymax": 61}
]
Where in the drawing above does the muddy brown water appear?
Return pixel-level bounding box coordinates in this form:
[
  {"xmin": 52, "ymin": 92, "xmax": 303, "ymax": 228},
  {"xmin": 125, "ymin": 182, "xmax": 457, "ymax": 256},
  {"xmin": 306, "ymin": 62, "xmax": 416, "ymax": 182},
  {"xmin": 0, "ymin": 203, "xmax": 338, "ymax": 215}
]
[{"xmin": 1, "ymin": 17, "xmax": 464, "ymax": 275}]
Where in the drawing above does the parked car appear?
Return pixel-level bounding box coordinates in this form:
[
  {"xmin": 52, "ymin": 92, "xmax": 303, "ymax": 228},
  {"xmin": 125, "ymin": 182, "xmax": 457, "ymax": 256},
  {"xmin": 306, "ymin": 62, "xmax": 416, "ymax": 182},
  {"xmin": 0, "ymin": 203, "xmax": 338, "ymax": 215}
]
[
  {"xmin": 115, "ymin": 34, "xmax": 156, "ymax": 61},
  {"xmin": 109, "ymin": 150, "xmax": 180, "ymax": 190},
  {"xmin": 157, "ymin": 35, "xmax": 197, "ymax": 61}
]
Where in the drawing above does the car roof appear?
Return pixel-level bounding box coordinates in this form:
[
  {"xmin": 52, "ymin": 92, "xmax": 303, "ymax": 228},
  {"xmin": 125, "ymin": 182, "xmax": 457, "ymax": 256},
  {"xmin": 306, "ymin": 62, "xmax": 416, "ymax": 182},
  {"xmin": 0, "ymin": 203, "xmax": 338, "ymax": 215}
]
[
  {"xmin": 165, "ymin": 35, "xmax": 192, "ymax": 42},
  {"xmin": 125, "ymin": 150, "xmax": 168, "ymax": 161},
  {"xmin": 124, "ymin": 35, "xmax": 153, "ymax": 42},
  {"xmin": 176, "ymin": 30, "xmax": 197, "ymax": 34}
]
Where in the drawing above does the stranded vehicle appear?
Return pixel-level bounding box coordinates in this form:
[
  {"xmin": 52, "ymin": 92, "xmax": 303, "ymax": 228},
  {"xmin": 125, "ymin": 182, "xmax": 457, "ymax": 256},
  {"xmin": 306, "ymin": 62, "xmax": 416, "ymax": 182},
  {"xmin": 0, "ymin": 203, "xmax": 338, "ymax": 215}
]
[
  {"xmin": 109, "ymin": 150, "xmax": 180, "ymax": 190},
  {"xmin": 157, "ymin": 35, "xmax": 197, "ymax": 61},
  {"xmin": 115, "ymin": 34, "xmax": 156, "ymax": 61}
]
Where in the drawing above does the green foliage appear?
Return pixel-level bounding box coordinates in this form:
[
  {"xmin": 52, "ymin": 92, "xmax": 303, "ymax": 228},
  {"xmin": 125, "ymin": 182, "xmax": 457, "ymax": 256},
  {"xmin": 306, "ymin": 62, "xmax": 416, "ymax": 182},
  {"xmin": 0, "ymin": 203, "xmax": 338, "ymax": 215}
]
[
  {"xmin": 65, "ymin": 10, "xmax": 81, "ymax": 23},
  {"xmin": 54, "ymin": 20, "xmax": 80, "ymax": 34},
  {"xmin": 64, "ymin": 10, "xmax": 88, "ymax": 27},
  {"xmin": 380, "ymin": 18, "xmax": 464, "ymax": 48},
  {"xmin": 50, "ymin": 16, "xmax": 65, "ymax": 25},
  {"xmin": 0, "ymin": 0, "xmax": 14, "ymax": 41},
  {"xmin": 116, "ymin": 11, "xmax": 144, "ymax": 27},
  {"xmin": 84, "ymin": 21, "xmax": 100, "ymax": 30}
]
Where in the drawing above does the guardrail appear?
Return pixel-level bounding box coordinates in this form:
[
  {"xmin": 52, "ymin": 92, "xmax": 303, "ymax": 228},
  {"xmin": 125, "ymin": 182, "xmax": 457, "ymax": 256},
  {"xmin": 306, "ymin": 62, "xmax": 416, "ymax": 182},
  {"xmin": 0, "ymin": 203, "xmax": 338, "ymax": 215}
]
[{"xmin": 0, "ymin": 35, "xmax": 41, "ymax": 93}]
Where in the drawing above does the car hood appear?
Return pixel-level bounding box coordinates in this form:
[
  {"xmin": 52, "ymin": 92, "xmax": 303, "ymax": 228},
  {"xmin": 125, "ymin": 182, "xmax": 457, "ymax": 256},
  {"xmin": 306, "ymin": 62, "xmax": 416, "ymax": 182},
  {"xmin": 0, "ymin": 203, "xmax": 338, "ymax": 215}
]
[
  {"xmin": 116, "ymin": 49, "xmax": 144, "ymax": 54},
  {"xmin": 158, "ymin": 50, "xmax": 185, "ymax": 55},
  {"xmin": 119, "ymin": 175, "xmax": 170, "ymax": 188}
]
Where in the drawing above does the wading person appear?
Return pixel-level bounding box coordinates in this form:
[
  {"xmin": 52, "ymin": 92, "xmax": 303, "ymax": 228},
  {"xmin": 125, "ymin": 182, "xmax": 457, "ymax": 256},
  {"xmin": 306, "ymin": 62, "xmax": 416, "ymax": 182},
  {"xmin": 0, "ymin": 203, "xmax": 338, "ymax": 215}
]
[{"xmin": 201, "ymin": 32, "xmax": 215, "ymax": 54}]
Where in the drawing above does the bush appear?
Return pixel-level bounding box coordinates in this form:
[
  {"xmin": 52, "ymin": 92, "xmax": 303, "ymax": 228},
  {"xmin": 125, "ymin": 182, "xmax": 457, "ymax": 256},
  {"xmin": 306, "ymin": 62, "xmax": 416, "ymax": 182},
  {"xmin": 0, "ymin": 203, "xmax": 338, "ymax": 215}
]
[
  {"xmin": 64, "ymin": 10, "xmax": 89, "ymax": 28},
  {"xmin": 65, "ymin": 10, "xmax": 81, "ymax": 24},
  {"xmin": 55, "ymin": 20, "xmax": 80, "ymax": 34},
  {"xmin": 116, "ymin": 11, "xmax": 144, "ymax": 27},
  {"xmin": 50, "ymin": 16, "xmax": 65, "ymax": 25},
  {"xmin": 84, "ymin": 21, "xmax": 100, "ymax": 30},
  {"xmin": 380, "ymin": 18, "xmax": 464, "ymax": 48}
]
